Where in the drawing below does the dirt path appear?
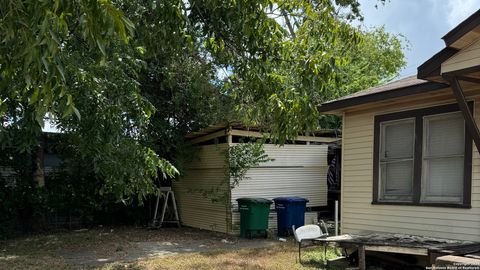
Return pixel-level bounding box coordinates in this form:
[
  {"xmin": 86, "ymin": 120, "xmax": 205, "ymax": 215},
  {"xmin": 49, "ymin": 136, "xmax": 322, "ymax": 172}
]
[{"xmin": 57, "ymin": 230, "xmax": 279, "ymax": 267}]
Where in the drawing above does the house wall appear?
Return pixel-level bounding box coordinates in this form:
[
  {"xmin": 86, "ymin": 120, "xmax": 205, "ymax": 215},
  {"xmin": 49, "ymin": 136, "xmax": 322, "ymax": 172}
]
[
  {"xmin": 172, "ymin": 143, "xmax": 229, "ymax": 233},
  {"xmin": 442, "ymin": 38, "xmax": 480, "ymax": 74},
  {"xmin": 341, "ymin": 86, "xmax": 480, "ymax": 241}
]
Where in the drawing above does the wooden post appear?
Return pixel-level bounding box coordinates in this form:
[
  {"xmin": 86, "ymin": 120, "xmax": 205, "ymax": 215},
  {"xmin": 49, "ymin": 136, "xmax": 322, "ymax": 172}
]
[
  {"xmin": 358, "ymin": 245, "xmax": 366, "ymax": 270},
  {"xmin": 335, "ymin": 200, "xmax": 339, "ymax": 236}
]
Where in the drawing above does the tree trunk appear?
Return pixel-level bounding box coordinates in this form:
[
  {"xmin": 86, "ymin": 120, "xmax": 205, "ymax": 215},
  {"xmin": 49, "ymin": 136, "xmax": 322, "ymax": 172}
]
[{"xmin": 32, "ymin": 145, "xmax": 45, "ymax": 187}]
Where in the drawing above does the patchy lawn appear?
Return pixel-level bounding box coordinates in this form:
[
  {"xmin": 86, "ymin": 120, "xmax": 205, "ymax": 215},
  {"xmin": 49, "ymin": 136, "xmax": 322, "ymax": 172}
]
[
  {"xmin": 99, "ymin": 245, "xmax": 341, "ymax": 270},
  {"xmin": 0, "ymin": 227, "xmax": 342, "ymax": 270}
]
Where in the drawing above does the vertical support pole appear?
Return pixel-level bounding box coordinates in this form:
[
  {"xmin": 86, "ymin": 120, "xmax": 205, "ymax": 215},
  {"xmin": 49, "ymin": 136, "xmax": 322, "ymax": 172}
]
[
  {"xmin": 335, "ymin": 200, "xmax": 339, "ymax": 236},
  {"xmin": 358, "ymin": 245, "xmax": 366, "ymax": 270}
]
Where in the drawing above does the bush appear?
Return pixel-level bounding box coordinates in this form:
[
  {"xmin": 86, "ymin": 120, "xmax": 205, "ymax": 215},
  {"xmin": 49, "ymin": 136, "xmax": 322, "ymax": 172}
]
[{"xmin": 0, "ymin": 150, "xmax": 154, "ymax": 239}]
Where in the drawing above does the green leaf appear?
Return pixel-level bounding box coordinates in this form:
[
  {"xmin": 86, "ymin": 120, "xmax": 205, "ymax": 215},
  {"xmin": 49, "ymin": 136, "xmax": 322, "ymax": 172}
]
[
  {"xmin": 29, "ymin": 88, "xmax": 40, "ymax": 105},
  {"xmin": 73, "ymin": 106, "xmax": 81, "ymax": 120}
]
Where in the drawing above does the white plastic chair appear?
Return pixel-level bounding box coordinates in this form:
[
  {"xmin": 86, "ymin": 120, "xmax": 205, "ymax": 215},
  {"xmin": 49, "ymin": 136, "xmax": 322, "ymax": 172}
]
[{"xmin": 292, "ymin": 221, "xmax": 329, "ymax": 263}]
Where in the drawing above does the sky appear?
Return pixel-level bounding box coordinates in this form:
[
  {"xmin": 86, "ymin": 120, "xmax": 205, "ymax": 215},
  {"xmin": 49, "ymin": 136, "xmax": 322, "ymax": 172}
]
[{"xmin": 358, "ymin": 0, "xmax": 480, "ymax": 78}]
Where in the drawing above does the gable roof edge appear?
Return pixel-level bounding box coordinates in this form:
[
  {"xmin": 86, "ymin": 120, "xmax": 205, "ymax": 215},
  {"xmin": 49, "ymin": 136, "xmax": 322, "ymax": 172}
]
[{"xmin": 318, "ymin": 81, "xmax": 448, "ymax": 113}]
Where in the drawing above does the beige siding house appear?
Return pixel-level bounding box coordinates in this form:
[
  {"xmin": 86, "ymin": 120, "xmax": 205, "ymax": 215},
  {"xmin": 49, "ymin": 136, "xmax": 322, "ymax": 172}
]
[
  {"xmin": 319, "ymin": 9, "xmax": 480, "ymax": 241},
  {"xmin": 173, "ymin": 125, "xmax": 337, "ymax": 234}
]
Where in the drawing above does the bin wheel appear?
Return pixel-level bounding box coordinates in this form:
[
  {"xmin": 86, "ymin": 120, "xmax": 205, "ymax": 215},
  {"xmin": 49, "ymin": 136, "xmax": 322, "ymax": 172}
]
[{"xmin": 263, "ymin": 231, "xmax": 268, "ymax": 239}]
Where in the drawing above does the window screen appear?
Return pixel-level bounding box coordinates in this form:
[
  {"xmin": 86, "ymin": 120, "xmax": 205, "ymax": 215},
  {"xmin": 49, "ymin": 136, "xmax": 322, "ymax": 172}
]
[
  {"xmin": 422, "ymin": 112, "xmax": 464, "ymax": 203},
  {"xmin": 379, "ymin": 119, "xmax": 415, "ymax": 201}
]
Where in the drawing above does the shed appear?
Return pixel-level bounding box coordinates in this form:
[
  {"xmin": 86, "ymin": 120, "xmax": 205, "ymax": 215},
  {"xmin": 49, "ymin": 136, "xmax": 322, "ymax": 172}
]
[
  {"xmin": 318, "ymin": 9, "xmax": 480, "ymax": 242},
  {"xmin": 172, "ymin": 123, "xmax": 339, "ymax": 234}
]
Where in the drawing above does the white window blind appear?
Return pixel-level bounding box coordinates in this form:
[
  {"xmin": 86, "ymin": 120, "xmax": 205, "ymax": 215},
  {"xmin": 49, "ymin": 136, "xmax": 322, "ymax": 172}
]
[
  {"xmin": 379, "ymin": 119, "xmax": 415, "ymax": 201},
  {"xmin": 422, "ymin": 112, "xmax": 464, "ymax": 203}
]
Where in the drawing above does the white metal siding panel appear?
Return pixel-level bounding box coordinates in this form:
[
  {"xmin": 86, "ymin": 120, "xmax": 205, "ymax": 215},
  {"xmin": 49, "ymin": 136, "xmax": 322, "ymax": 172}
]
[
  {"xmin": 231, "ymin": 211, "xmax": 319, "ymax": 234},
  {"xmin": 231, "ymin": 144, "xmax": 328, "ymax": 208},
  {"xmin": 175, "ymin": 143, "xmax": 328, "ymax": 235},
  {"xmin": 442, "ymin": 38, "xmax": 480, "ymax": 74},
  {"xmin": 173, "ymin": 144, "xmax": 229, "ymax": 233},
  {"xmin": 342, "ymin": 93, "xmax": 480, "ymax": 241}
]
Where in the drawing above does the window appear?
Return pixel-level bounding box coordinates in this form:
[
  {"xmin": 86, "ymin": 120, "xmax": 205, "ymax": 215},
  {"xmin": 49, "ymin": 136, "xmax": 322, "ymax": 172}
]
[
  {"xmin": 373, "ymin": 103, "xmax": 472, "ymax": 207},
  {"xmin": 379, "ymin": 119, "xmax": 415, "ymax": 201},
  {"xmin": 422, "ymin": 112, "xmax": 464, "ymax": 203}
]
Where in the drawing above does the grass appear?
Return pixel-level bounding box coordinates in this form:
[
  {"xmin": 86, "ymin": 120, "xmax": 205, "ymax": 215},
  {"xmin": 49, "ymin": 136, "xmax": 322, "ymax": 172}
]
[
  {"xmin": 0, "ymin": 227, "xmax": 343, "ymax": 270},
  {"xmin": 98, "ymin": 245, "xmax": 342, "ymax": 270}
]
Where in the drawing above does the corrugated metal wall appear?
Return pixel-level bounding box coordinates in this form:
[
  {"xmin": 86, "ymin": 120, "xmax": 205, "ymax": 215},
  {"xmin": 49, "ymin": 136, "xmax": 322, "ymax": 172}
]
[
  {"xmin": 230, "ymin": 144, "xmax": 328, "ymax": 208},
  {"xmin": 173, "ymin": 144, "xmax": 230, "ymax": 233},
  {"xmin": 231, "ymin": 211, "xmax": 319, "ymax": 233},
  {"xmin": 175, "ymin": 143, "xmax": 329, "ymax": 234}
]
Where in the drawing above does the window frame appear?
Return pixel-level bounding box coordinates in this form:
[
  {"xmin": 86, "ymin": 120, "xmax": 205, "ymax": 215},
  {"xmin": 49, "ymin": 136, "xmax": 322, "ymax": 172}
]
[
  {"xmin": 372, "ymin": 103, "xmax": 473, "ymax": 208},
  {"xmin": 378, "ymin": 118, "xmax": 416, "ymax": 202}
]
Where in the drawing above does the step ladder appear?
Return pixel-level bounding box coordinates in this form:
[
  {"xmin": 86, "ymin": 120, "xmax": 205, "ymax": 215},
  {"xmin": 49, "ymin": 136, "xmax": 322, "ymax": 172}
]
[{"xmin": 151, "ymin": 187, "xmax": 180, "ymax": 228}]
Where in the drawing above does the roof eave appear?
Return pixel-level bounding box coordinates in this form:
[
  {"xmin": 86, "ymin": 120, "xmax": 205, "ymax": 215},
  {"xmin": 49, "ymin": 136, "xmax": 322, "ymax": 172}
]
[
  {"xmin": 318, "ymin": 82, "xmax": 449, "ymax": 114},
  {"xmin": 442, "ymin": 9, "xmax": 480, "ymax": 47},
  {"xmin": 417, "ymin": 47, "xmax": 459, "ymax": 79}
]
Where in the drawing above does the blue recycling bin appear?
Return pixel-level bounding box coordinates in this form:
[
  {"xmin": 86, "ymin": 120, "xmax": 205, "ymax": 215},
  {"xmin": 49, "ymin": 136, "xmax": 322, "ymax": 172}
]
[{"xmin": 273, "ymin": 197, "xmax": 309, "ymax": 237}]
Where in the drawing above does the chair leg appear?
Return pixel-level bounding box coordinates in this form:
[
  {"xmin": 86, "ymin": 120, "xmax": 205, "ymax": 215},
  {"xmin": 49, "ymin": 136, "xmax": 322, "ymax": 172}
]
[
  {"xmin": 324, "ymin": 243, "xmax": 327, "ymax": 261},
  {"xmin": 298, "ymin": 242, "xmax": 302, "ymax": 264}
]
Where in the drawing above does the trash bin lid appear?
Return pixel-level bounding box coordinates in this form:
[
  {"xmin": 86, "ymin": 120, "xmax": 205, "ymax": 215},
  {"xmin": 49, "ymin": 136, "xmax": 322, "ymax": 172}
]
[
  {"xmin": 236, "ymin": 197, "xmax": 273, "ymax": 204},
  {"xmin": 273, "ymin": 196, "xmax": 309, "ymax": 203}
]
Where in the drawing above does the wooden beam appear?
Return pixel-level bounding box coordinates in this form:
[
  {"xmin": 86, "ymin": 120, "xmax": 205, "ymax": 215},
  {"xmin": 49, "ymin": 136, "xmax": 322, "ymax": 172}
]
[
  {"xmin": 189, "ymin": 129, "xmax": 229, "ymax": 145},
  {"xmin": 446, "ymin": 76, "xmax": 480, "ymax": 153},
  {"xmin": 457, "ymin": 75, "xmax": 480, "ymax": 84},
  {"xmin": 230, "ymin": 129, "xmax": 340, "ymax": 143},
  {"xmin": 364, "ymin": 245, "xmax": 428, "ymax": 256}
]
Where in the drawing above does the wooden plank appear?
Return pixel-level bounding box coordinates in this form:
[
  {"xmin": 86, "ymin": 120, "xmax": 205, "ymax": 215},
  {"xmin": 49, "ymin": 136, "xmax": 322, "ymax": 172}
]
[
  {"xmin": 358, "ymin": 245, "xmax": 366, "ymax": 270},
  {"xmin": 458, "ymin": 75, "xmax": 480, "ymax": 84},
  {"xmin": 189, "ymin": 129, "xmax": 229, "ymax": 144},
  {"xmin": 364, "ymin": 245, "xmax": 428, "ymax": 256},
  {"xmin": 436, "ymin": 255, "xmax": 480, "ymax": 266},
  {"xmin": 230, "ymin": 129, "xmax": 340, "ymax": 143},
  {"xmin": 465, "ymin": 252, "xmax": 480, "ymax": 259},
  {"xmin": 447, "ymin": 76, "xmax": 480, "ymax": 153}
]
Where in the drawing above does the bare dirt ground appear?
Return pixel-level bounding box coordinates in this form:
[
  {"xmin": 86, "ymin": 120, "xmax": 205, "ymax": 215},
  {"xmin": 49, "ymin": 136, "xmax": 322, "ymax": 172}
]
[{"xmin": 0, "ymin": 226, "xmax": 335, "ymax": 270}]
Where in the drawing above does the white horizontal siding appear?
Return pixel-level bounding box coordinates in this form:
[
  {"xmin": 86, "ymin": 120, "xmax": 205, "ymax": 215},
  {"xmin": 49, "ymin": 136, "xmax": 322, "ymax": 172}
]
[
  {"xmin": 176, "ymin": 143, "xmax": 328, "ymax": 234},
  {"xmin": 341, "ymin": 93, "xmax": 480, "ymax": 241},
  {"xmin": 231, "ymin": 211, "xmax": 319, "ymax": 233},
  {"xmin": 231, "ymin": 144, "xmax": 328, "ymax": 208},
  {"xmin": 442, "ymin": 38, "xmax": 480, "ymax": 74},
  {"xmin": 256, "ymin": 144, "xmax": 328, "ymax": 167}
]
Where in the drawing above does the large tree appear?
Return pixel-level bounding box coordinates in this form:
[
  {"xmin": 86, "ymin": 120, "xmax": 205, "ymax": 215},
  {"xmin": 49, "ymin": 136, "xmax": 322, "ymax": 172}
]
[{"xmin": 0, "ymin": 0, "xmax": 403, "ymax": 201}]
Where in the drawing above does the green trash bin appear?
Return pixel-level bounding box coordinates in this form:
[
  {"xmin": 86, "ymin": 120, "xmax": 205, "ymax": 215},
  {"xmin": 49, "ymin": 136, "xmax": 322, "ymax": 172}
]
[{"xmin": 236, "ymin": 197, "xmax": 272, "ymax": 238}]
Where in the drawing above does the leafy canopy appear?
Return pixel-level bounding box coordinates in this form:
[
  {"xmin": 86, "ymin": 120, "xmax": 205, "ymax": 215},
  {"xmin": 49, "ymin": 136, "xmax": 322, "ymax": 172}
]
[{"xmin": 0, "ymin": 0, "xmax": 404, "ymax": 201}]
